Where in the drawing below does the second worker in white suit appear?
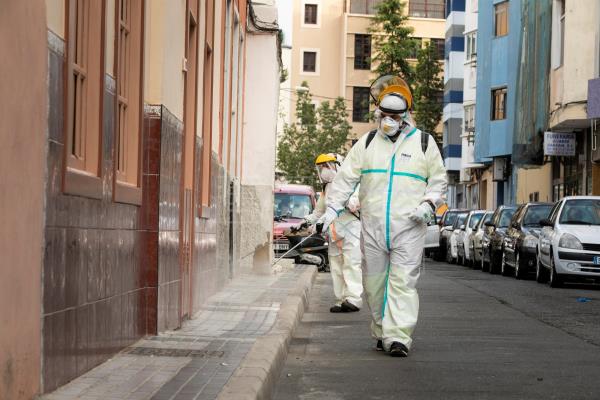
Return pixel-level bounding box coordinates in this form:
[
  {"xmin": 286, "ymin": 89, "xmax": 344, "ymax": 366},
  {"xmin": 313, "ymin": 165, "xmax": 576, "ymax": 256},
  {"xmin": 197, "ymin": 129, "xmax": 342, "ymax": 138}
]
[
  {"xmin": 299, "ymin": 153, "xmax": 363, "ymax": 313},
  {"xmin": 318, "ymin": 75, "xmax": 447, "ymax": 357}
]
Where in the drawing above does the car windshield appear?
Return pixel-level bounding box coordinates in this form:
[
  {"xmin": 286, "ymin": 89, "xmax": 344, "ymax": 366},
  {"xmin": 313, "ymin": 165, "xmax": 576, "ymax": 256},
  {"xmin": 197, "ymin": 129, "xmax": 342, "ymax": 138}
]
[
  {"xmin": 478, "ymin": 213, "xmax": 492, "ymax": 229},
  {"xmin": 469, "ymin": 213, "xmax": 484, "ymax": 228},
  {"xmin": 444, "ymin": 212, "xmax": 460, "ymax": 226},
  {"xmin": 559, "ymin": 199, "xmax": 600, "ymax": 225},
  {"xmin": 454, "ymin": 214, "xmax": 467, "ymax": 229},
  {"xmin": 523, "ymin": 205, "xmax": 552, "ymax": 226},
  {"xmin": 274, "ymin": 193, "xmax": 313, "ymax": 219},
  {"xmin": 498, "ymin": 209, "xmax": 516, "ymax": 228}
]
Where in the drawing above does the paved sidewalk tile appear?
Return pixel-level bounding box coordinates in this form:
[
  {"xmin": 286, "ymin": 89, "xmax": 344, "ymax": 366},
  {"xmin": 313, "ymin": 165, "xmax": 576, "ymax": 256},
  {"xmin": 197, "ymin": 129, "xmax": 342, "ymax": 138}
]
[{"xmin": 41, "ymin": 264, "xmax": 311, "ymax": 400}]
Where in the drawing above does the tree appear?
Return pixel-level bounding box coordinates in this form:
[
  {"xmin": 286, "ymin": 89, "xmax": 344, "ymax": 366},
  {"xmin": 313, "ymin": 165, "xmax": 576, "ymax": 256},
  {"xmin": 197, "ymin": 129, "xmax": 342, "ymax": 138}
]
[
  {"xmin": 277, "ymin": 82, "xmax": 352, "ymax": 186},
  {"xmin": 413, "ymin": 41, "xmax": 444, "ymax": 135},
  {"xmin": 369, "ymin": 0, "xmax": 418, "ymax": 88}
]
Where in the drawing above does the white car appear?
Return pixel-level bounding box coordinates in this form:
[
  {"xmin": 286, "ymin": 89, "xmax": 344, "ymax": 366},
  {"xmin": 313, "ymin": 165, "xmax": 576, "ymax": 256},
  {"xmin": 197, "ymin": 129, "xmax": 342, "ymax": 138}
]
[
  {"xmin": 459, "ymin": 210, "xmax": 486, "ymax": 266},
  {"xmin": 448, "ymin": 212, "xmax": 468, "ymax": 264},
  {"xmin": 537, "ymin": 196, "xmax": 600, "ymax": 287},
  {"xmin": 471, "ymin": 211, "xmax": 493, "ymax": 268}
]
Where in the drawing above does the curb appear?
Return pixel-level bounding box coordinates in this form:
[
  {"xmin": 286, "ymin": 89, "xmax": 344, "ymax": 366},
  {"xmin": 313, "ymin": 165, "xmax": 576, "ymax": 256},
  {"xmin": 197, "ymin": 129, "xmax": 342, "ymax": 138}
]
[{"xmin": 216, "ymin": 266, "xmax": 318, "ymax": 400}]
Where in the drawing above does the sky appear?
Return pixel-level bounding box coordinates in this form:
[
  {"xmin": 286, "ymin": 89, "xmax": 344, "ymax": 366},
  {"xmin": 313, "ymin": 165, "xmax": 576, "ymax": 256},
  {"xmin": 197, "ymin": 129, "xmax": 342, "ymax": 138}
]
[{"xmin": 276, "ymin": 0, "xmax": 293, "ymax": 47}]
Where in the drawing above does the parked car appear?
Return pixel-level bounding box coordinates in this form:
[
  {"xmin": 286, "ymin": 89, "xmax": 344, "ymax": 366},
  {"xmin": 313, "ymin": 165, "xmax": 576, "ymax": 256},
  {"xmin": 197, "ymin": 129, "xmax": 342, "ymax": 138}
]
[
  {"xmin": 424, "ymin": 214, "xmax": 441, "ymax": 256},
  {"xmin": 459, "ymin": 210, "xmax": 486, "ymax": 266},
  {"xmin": 435, "ymin": 209, "xmax": 469, "ymax": 261},
  {"xmin": 448, "ymin": 212, "xmax": 468, "ymax": 264},
  {"xmin": 537, "ymin": 196, "xmax": 600, "ymax": 287},
  {"xmin": 471, "ymin": 211, "xmax": 493, "ymax": 269},
  {"xmin": 501, "ymin": 202, "xmax": 553, "ymax": 278},
  {"xmin": 273, "ymin": 184, "xmax": 317, "ymax": 258},
  {"xmin": 481, "ymin": 205, "xmax": 517, "ymax": 273}
]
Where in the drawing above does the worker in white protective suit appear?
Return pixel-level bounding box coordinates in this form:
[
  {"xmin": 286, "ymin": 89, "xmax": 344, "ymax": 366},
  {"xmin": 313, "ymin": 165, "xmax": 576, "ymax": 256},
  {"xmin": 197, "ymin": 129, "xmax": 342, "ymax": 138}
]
[
  {"xmin": 318, "ymin": 75, "xmax": 447, "ymax": 357},
  {"xmin": 297, "ymin": 153, "xmax": 363, "ymax": 313}
]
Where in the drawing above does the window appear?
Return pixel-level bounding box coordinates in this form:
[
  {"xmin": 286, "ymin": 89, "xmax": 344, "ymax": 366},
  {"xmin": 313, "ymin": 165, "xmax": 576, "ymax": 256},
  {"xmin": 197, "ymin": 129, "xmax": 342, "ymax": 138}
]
[
  {"xmin": 465, "ymin": 31, "xmax": 477, "ymax": 61},
  {"xmin": 431, "ymin": 38, "xmax": 445, "ymax": 59},
  {"xmin": 352, "ymin": 87, "xmax": 370, "ymax": 122},
  {"xmin": 303, "ymin": 51, "xmax": 317, "ymax": 72},
  {"xmin": 491, "ymin": 88, "xmax": 507, "ymax": 120},
  {"xmin": 494, "ymin": 1, "xmax": 509, "ymax": 37},
  {"xmin": 349, "ymin": 0, "xmax": 383, "ymax": 14},
  {"xmin": 114, "ymin": 0, "xmax": 144, "ymax": 203},
  {"xmin": 304, "ymin": 4, "xmax": 317, "ymax": 24},
  {"xmin": 408, "ymin": 37, "xmax": 422, "ymax": 59},
  {"xmin": 354, "ymin": 34, "xmax": 371, "ymax": 69},
  {"xmin": 409, "ymin": 0, "xmax": 445, "ymax": 19},
  {"xmin": 64, "ymin": 0, "xmax": 104, "ymax": 198}
]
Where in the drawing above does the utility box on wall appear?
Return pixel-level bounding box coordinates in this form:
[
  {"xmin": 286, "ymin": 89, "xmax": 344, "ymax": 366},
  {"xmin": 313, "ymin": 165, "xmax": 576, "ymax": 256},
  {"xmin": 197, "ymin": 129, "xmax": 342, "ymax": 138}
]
[{"xmin": 492, "ymin": 157, "xmax": 507, "ymax": 181}]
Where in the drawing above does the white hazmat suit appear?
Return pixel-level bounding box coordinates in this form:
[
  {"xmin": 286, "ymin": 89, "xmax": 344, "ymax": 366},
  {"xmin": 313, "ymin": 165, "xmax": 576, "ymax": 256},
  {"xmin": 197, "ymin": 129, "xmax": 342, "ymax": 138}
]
[
  {"xmin": 323, "ymin": 124, "xmax": 447, "ymax": 351},
  {"xmin": 305, "ymin": 184, "xmax": 363, "ymax": 310}
]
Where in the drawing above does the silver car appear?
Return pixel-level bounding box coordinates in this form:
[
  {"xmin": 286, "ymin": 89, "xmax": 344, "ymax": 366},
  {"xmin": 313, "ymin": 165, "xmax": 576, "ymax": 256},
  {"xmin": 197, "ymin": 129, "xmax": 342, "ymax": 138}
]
[
  {"xmin": 470, "ymin": 211, "xmax": 493, "ymax": 269},
  {"xmin": 458, "ymin": 210, "xmax": 486, "ymax": 266},
  {"xmin": 537, "ymin": 196, "xmax": 600, "ymax": 287}
]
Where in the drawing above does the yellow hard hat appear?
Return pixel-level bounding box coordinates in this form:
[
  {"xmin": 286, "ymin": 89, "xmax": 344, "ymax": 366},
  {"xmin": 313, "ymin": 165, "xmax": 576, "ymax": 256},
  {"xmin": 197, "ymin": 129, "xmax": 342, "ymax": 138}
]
[
  {"xmin": 315, "ymin": 153, "xmax": 337, "ymax": 165},
  {"xmin": 370, "ymin": 75, "xmax": 413, "ymax": 110}
]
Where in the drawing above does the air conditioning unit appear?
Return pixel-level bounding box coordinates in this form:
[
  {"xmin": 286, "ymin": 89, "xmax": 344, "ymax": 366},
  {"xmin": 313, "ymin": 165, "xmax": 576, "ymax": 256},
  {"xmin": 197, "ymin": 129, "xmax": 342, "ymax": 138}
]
[
  {"xmin": 460, "ymin": 168, "xmax": 472, "ymax": 183},
  {"xmin": 492, "ymin": 157, "xmax": 508, "ymax": 181}
]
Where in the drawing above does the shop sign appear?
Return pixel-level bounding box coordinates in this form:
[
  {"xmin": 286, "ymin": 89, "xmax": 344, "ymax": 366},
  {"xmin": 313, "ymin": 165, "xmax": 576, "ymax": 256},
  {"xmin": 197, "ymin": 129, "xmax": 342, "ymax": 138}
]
[{"xmin": 543, "ymin": 132, "xmax": 576, "ymax": 156}]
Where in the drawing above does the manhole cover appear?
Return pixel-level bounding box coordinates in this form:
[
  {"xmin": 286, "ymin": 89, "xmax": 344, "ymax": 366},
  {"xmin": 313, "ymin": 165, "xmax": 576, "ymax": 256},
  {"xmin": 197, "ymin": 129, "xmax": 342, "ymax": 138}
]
[{"xmin": 123, "ymin": 347, "xmax": 224, "ymax": 358}]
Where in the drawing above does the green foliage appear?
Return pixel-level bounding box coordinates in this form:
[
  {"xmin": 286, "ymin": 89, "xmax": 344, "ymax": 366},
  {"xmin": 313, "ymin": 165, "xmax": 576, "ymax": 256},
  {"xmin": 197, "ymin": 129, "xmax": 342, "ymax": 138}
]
[
  {"xmin": 277, "ymin": 82, "xmax": 352, "ymax": 186},
  {"xmin": 413, "ymin": 41, "xmax": 444, "ymax": 135},
  {"xmin": 369, "ymin": 0, "xmax": 417, "ymax": 88}
]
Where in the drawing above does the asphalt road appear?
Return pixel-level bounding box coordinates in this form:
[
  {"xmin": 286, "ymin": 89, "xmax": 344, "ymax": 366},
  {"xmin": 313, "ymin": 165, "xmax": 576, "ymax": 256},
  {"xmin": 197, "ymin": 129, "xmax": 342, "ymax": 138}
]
[{"xmin": 273, "ymin": 259, "xmax": 600, "ymax": 400}]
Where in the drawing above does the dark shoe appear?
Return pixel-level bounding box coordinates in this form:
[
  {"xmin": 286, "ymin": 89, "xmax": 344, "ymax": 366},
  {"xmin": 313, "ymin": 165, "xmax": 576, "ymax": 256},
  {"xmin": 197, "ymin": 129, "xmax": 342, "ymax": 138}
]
[
  {"xmin": 375, "ymin": 340, "xmax": 384, "ymax": 351},
  {"xmin": 330, "ymin": 305, "xmax": 344, "ymax": 313},
  {"xmin": 389, "ymin": 342, "xmax": 409, "ymax": 357},
  {"xmin": 341, "ymin": 300, "xmax": 360, "ymax": 312}
]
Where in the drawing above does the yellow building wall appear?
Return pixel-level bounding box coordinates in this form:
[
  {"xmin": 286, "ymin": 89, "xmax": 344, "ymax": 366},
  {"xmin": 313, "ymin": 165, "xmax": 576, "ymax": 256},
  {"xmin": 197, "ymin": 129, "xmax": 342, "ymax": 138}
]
[
  {"xmin": 549, "ymin": 0, "xmax": 600, "ymax": 128},
  {"xmin": 516, "ymin": 164, "xmax": 552, "ymax": 204},
  {"xmin": 290, "ymin": 0, "xmax": 344, "ymax": 100}
]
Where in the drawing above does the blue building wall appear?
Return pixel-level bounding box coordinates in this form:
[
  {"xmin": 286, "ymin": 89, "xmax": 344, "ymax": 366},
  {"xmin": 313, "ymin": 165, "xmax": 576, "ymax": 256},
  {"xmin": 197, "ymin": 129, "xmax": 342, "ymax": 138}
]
[{"xmin": 474, "ymin": 0, "xmax": 522, "ymax": 162}]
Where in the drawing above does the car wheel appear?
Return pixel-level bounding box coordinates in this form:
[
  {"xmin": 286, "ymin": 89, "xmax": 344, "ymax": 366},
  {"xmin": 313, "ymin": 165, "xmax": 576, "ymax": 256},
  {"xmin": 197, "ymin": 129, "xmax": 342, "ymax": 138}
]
[
  {"xmin": 488, "ymin": 249, "xmax": 497, "ymax": 274},
  {"xmin": 514, "ymin": 251, "xmax": 525, "ymax": 280},
  {"xmin": 481, "ymin": 248, "xmax": 488, "ymax": 272},
  {"xmin": 536, "ymin": 252, "xmax": 548, "ymax": 283},
  {"xmin": 501, "ymin": 252, "xmax": 510, "ymax": 276},
  {"xmin": 446, "ymin": 243, "xmax": 454, "ymax": 264},
  {"xmin": 548, "ymin": 256, "xmax": 564, "ymax": 288},
  {"xmin": 316, "ymin": 252, "xmax": 329, "ymax": 272}
]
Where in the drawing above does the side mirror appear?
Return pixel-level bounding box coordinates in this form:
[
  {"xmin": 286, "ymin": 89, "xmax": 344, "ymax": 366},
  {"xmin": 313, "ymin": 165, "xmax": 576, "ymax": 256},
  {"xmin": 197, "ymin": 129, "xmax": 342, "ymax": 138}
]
[
  {"xmin": 540, "ymin": 219, "xmax": 553, "ymax": 227},
  {"xmin": 484, "ymin": 221, "xmax": 495, "ymax": 228},
  {"xmin": 460, "ymin": 225, "xmax": 466, "ymax": 231}
]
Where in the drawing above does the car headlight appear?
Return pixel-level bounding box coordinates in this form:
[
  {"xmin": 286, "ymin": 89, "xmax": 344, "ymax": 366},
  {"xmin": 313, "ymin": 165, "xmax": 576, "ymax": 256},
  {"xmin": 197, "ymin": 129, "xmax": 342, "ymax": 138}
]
[
  {"xmin": 559, "ymin": 233, "xmax": 583, "ymax": 250},
  {"xmin": 523, "ymin": 235, "xmax": 538, "ymax": 249}
]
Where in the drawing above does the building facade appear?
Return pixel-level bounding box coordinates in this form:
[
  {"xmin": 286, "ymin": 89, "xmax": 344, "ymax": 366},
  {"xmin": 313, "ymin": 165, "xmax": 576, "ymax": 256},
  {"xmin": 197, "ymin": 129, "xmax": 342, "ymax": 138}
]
[
  {"xmin": 288, "ymin": 0, "xmax": 446, "ymax": 141},
  {"xmin": 0, "ymin": 0, "xmax": 281, "ymax": 397},
  {"xmin": 458, "ymin": 0, "xmax": 484, "ymax": 209},
  {"xmin": 443, "ymin": 0, "xmax": 465, "ymax": 207},
  {"xmin": 474, "ymin": 0, "xmax": 521, "ymax": 207}
]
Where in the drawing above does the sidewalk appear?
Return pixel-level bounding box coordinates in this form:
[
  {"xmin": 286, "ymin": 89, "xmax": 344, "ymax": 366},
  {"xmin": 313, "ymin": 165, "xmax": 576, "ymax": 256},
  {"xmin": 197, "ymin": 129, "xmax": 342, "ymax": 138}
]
[{"xmin": 42, "ymin": 263, "xmax": 316, "ymax": 400}]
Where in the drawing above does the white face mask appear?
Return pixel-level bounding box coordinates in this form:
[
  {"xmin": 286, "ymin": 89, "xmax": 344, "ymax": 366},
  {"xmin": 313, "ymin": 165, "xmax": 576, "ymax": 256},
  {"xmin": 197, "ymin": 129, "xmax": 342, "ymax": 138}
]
[
  {"xmin": 380, "ymin": 116, "xmax": 400, "ymax": 137},
  {"xmin": 319, "ymin": 168, "xmax": 336, "ymax": 183}
]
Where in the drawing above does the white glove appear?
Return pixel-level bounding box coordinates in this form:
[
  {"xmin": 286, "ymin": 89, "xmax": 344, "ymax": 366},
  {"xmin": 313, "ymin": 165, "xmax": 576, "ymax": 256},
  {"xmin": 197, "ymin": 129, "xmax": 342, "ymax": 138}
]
[
  {"xmin": 409, "ymin": 202, "xmax": 434, "ymax": 224},
  {"xmin": 347, "ymin": 196, "xmax": 360, "ymax": 213},
  {"xmin": 317, "ymin": 207, "xmax": 338, "ymax": 233}
]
